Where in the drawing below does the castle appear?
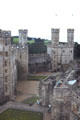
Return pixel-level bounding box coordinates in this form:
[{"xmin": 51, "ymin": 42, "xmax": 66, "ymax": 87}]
[{"xmin": 0, "ymin": 28, "xmax": 74, "ymax": 106}]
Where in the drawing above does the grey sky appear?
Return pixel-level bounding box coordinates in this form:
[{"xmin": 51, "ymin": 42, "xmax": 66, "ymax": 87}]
[{"xmin": 0, "ymin": 0, "xmax": 80, "ymax": 43}]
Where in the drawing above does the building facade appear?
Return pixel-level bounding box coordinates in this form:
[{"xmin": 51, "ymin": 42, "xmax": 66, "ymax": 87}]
[{"xmin": 51, "ymin": 29, "xmax": 74, "ymax": 71}]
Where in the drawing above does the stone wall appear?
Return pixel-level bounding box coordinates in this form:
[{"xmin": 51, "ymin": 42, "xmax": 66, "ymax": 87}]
[
  {"xmin": 51, "ymin": 86, "xmax": 72, "ymax": 120},
  {"xmin": 29, "ymin": 53, "xmax": 51, "ymax": 73},
  {"xmin": 16, "ymin": 46, "xmax": 28, "ymax": 80},
  {"xmin": 39, "ymin": 76, "xmax": 56, "ymax": 106}
]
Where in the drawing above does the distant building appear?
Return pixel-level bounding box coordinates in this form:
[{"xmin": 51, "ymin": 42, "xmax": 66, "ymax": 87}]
[{"xmin": 51, "ymin": 29, "xmax": 74, "ymax": 71}]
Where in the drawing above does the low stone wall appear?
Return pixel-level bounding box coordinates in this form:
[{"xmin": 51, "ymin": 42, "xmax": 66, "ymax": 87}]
[{"xmin": 0, "ymin": 101, "xmax": 44, "ymax": 114}]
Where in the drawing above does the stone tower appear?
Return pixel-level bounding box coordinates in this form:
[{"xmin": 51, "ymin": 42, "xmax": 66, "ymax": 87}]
[
  {"xmin": 51, "ymin": 29, "xmax": 60, "ymax": 71},
  {"xmin": 51, "ymin": 28, "xmax": 74, "ymax": 72},
  {"xmin": 67, "ymin": 29, "xmax": 74, "ymax": 47},
  {"xmin": 51, "ymin": 29, "xmax": 59, "ymax": 47},
  {"xmin": 19, "ymin": 29, "xmax": 28, "ymax": 46},
  {"xmin": 67, "ymin": 29, "xmax": 74, "ymax": 62},
  {"xmin": 0, "ymin": 30, "xmax": 17, "ymax": 103},
  {"xmin": 17, "ymin": 29, "xmax": 28, "ymax": 80}
]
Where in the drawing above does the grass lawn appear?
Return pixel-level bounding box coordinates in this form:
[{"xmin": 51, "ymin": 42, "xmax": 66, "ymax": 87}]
[
  {"xmin": 27, "ymin": 75, "xmax": 47, "ymax": 81},
  {"xmin": 0, "ymin": 109, "xmax": 43, "ymax": 120},
  {"xmin": 23, "ymin": 96, "xmax": 39, "ymax": 104},
  {"xmin": 13, "ymin": 37, "xmax": 35, "ymax": 44}
]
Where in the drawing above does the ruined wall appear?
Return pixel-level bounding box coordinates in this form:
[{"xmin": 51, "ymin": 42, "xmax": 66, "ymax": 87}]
[
  {"xmin": 51, "ymin": 86, "xmax": 72, "ymax": 120},
  {"xmin": 40, "ymin": 69, "xmax": 80, "ymax": 119},
  {"xmin": 39, "ymin": 76, "xmax": 56, "ymax": 106}
]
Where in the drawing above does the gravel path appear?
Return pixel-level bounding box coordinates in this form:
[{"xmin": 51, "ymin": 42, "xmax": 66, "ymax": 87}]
[{"xmin": 16, "ymin": 80, "xmax": 39, "ymax": 102}]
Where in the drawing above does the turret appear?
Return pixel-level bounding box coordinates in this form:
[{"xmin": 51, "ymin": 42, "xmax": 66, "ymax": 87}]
[
  {"xmin": 19, "ymin": 29, "xmax": 28, "ymax": 46},
  {"xmin": 67, "ymin": 29, "xmax": 74, "ymax": 47},
  {"xmin": 51, "ymin": 29, "xmax": 59, "ymax": 47}
]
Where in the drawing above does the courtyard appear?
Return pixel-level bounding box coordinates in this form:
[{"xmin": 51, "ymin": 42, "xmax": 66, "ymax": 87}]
[
  {"xmin": 16, "ymin": 75, "xmax": 48, "ymax": 102},
  {"xmin": 0, "ymin": 109, "xmax": 43, "ymax": 120},
  {"xmin": 16, "ymin": 79, "xmax": 40, "ymax": 102}
]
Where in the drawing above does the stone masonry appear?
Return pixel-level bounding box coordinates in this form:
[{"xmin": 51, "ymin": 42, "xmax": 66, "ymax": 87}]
[
  {"xmin": 12, "ymin": 29, "xmax": 28, "ymax": 80},
  {"xmin": 16, "ymin": 29, "xmax": 28, "ymax": 80},
  {"xmin": 0, "ymin": 30, "xmax": 17, "ymax": 104},
  {"xmin": 39, "ymin": 69, "xmax": 80, "ymax": 120},
  {"xmin": 51, "ymin": 29, "xmax": 74, "ymax": 71},
  {"xmin": 0, "ymin": 29, "xmax": 28, "ymax": 104}
]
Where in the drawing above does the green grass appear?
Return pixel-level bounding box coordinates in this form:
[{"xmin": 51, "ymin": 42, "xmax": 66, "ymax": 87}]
[
  {"xmin": 23, "ymin": 96, "xmax": 39, "ymax": 104},
  {"xmin": 27, "ymin": 75, "xmax": 47, "ymax": 81},
  {"xmin": 44, "ymin": 40, "xmax": 51, "ymax": 45},
  {"xmin": 0, "ymin": 109, "xmax": 43, "ymax": 120},
  {"xmin": 13, "ymin": 37, "xmax": 35, "ymax": 44},
  {"xmin": 12, "ymin": 37, "xmax": 51, "ymax": 45},
  {"xmin": 27, "ymin": 40, "xmax": 35, "ymax": 44},
  {"xmin": 13, "ymin": 38, "xmax": 19, "ymax": 43}
]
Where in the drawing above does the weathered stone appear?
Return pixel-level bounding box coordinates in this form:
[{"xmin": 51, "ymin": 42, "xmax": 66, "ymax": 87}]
[{"xmin": 51, "ymin": 29, "xmax": 74, "ymax": 71}]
